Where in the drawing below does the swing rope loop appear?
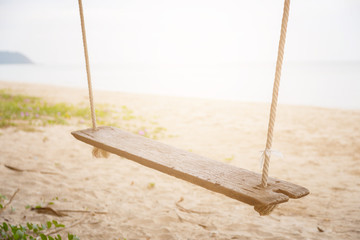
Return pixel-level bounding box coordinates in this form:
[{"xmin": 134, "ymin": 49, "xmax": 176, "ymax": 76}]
[{"xmin": 261, "ymin": 0, "xmax": 290, "ymax": 188}]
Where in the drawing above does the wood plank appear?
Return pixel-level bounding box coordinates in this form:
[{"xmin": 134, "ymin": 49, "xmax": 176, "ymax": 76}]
[{"xmin": 72, "ymin": 126, "xmax": 309, "ymax": 214}]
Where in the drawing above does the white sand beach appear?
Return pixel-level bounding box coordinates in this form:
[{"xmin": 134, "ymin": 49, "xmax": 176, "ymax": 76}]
[{"xmin": 0, "ymin": 81, "xmax": 359, "ymax": 239}]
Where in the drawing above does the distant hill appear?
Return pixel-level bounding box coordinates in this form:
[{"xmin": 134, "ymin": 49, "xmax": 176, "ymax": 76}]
[{"xmin": 0, "ymin": 51, "xmax": 33, "ymax": 64}]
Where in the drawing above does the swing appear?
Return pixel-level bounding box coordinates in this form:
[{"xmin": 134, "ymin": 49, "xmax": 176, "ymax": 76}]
[{"xmin": 72, "ymin": 0, "xmax": 309, "ymax": 216}]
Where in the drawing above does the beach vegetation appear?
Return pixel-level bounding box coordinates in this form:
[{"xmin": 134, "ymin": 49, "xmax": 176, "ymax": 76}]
[
  {"xmin": 0, "ymin": 221, "xmax": 79, "ymax": 240},
  {"xmin": 1, "ymin": 191, "xmax": 79, "ymax": 239},
  {"xmin": 0, "ymin": 90, "xmax": 93, "ymax": 128},
  {"xmin": 0, "ymin": 90, "xmax": 168, "ymax": 139}
]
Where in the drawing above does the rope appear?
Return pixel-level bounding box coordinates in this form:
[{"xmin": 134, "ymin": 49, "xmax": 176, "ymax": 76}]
[
  {"xmin": 261, "ymin": 0, "xmax": 290, "ymax": 188},
  {"xmin": 77, "ymin": 0, "xmax": 97, "ymax": 130},
  {"xmin": 77, "ymin": 0, "xmax": 109, "ymax": 158}
]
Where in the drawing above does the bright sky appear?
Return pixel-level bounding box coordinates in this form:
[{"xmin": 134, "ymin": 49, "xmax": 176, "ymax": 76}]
[{"xmin": 1, "ymin": 0, "xmax": 360, "ymax": 65}]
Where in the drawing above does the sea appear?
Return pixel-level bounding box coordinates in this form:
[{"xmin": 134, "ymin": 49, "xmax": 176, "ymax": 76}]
[{"xmin": 0, "ymin": 61, "xmax": 359, "ymax": 110}]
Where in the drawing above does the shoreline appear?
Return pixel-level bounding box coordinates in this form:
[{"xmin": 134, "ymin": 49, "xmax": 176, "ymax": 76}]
[{"xmin": 1, "ymin": 80, "xmax": 359, "ymax": 112}]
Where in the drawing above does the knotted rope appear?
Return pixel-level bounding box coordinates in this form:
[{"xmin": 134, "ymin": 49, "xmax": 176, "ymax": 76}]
[
  {"xmin": 261, "ymin": 0, "xmax": 290, "ymax": 188},
  {"xmin": 77, "ymin": 0, "xmax": 109, "ymax": 158}
]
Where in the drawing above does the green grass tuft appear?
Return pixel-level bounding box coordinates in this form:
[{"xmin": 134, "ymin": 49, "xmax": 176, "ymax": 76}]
[
  {"xmin": 0, "ymin": 90, "xmax": 93, "ymax": 128},
  {"xmin": 0, "ymin": 89, "xmax": 169, "ymax": 140}
]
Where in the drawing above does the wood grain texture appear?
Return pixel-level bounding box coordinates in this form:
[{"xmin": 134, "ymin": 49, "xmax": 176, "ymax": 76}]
[{"xmin": 72, "ymin": 126, "xmax": 309, "ymax": 213}]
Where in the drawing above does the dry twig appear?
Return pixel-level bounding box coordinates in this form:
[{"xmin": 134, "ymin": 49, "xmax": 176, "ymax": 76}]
[
  {"xmin": 4, "ymin": 164, "xmax": 58, "ymax": 175},
  {"xmin": 31, "ymin": 206, "xmax": 107, "ymax": 217},
  {"xmin": 175, "ymin": 197, "xmax": 212, "ymax": 214},
  {"xmin": 31, "ymin": 207, "xmax": 68, "ymax": 217},
  {"xmin": 0, "ymin": 188, "xmax": 20, "ymax": 214},
  {"xmin": 47, "ymin": 215, "xmax": 87, "ymax": 235}
]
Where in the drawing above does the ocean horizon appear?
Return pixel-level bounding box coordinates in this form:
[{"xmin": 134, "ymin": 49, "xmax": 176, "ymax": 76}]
[{"xmin": 1, "ymin": 61, "xmax": 359, "ymax": 110}]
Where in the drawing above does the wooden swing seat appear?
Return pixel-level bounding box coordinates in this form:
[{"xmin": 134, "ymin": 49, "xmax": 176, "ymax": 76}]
[{"xmin": 72, "ymin": 126, "xmax": 309, "ymax": 215}]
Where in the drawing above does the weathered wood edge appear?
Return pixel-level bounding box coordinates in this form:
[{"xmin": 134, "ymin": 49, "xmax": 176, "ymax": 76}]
[{"xmin": 71, "ymin": 126, "xmax": 309, "ymax": 210}]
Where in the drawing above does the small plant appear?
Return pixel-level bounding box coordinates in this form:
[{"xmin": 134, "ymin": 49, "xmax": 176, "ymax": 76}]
[
  {"xmin": 0, "ymin": 220, "xmax": 79, "ymax": 240},
  {"xmin": 0, "ymin": 194, "xmax": 6, "ymax": 209}
]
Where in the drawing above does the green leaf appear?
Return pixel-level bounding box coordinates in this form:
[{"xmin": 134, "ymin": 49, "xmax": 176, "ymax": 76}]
[
  {"xmin": 55, "ymin": 234, "xmax": 62, "ymax": 240},
  {"xmin": 38, "ymin": 224, "xmax": 45, "ymax": 231},
  {"xmin": 52, "ymin": 220, "xmax": 65, "ymax": 228},
  {"xmin": 2, "ymin": 222, "xmax": 9, "ymax": 232},
  {"xmin": 14, "ymin": 232, "xmax": 19, "ymax": 240},
  {"xmin": 18, "ymin": 230, "xmax": 25, "ymax": 239},
  {"xmin": 27, "ymin": 222, "xmax": 33, "ymax": 230},
  {"xmin": 19, "ymin": 225, "xmax": 26, "ymax": 232},
  {"xmin": 40, "ymin": 233, "xmax": 47, "ymax": 240},
  {"xmin": 68, "ymin": 233, "xmax": 74, "ymax": 240},
  {"xmin": 48, "ymin": 236, "xmax": 55, "ymax": 240},
  {"xmin": 14, "ymin": 229, "xmax": 23, "ymax": 240},
  {"xmin": 46, "ymin": 221, "xmax": 52, "ymax": 229},
  {"xmin": 0, "ymin": 204, "xmax": 3, "ymax": 209}
]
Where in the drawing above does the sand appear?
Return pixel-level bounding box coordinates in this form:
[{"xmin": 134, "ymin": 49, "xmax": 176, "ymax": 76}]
[{"xmin": 0, "ymin": 80, "xmax": 359, "ymax": 240}]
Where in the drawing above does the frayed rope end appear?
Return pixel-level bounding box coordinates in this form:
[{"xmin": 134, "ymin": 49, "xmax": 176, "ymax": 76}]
[
  {"xmin": 254, "ymin": 204, "xmax": 277, "ymax": 216},
  {"xmin": 92, "ymin": 147, "xmax": 110, "ymax": 158}
]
